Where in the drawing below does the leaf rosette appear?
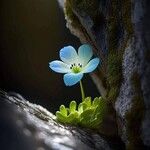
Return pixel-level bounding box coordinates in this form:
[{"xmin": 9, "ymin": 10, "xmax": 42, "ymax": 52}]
[{"xmin": 56, "ymin": 97, "xmax": 106, "ymax": 129}]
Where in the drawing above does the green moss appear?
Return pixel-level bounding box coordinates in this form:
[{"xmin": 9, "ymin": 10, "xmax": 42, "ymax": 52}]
[
  {"xmin": 107, "ymin": 52, "xmax": 122, "ymax": 103},
  {"xmin": 107, "ymin": 1, "xmax": 143, "ymax": 148},
  {"xmin": 125, "ymin": 72, "xmax": 145, "ymax": 150},
  {"xmin": 106, "ymin": 0, "xmax": 133, "ymax": 103},
  {"xmin": 122, "ymin": 0, "xmax": 133, "ymax": 36}
]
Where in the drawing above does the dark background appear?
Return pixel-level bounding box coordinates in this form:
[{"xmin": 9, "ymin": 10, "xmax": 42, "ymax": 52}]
[{"xmin": 0, "ymin": 0, "xmax": 98, "ymax": 113}]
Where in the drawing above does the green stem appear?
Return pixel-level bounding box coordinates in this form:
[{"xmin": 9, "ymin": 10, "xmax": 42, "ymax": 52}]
[{"xmin": 80, "ymin": 81, "xmax": 85, "ymax": 101}]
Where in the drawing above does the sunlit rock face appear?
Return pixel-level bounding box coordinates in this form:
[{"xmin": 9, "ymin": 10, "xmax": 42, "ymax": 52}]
[
  {"xmin": 0, "ymin": 91, "xmax": 124, "ymax": 150},
  {"xmin": 58, "ymin": 0, "xmax": 150, "ymax": 149}
]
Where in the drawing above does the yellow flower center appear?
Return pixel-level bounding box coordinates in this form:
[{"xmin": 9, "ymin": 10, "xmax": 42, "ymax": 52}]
[{"xmin": 70, "ymin": 63, "xmax": 82, "ymax": 73}]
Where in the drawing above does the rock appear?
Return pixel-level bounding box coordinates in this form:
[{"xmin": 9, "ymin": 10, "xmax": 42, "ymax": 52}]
[
  {"xmin": 58, "ymin": 0, "xmax": 150, "ymax": 149},
  {"xmin": 57, "ymin": 0, "xmax": 65, "ymax": 8},
  {"xmin": 0, "ymin": 90, "xmax": 124, "ymax": 150},
  {"xmin": 115, "ymin": 1, "xmax": 150, "ymax": 149}
]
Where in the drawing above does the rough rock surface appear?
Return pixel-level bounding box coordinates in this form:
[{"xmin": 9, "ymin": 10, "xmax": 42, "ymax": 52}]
[
  {"xmin": 0, "ymin": 91, "xmax": 124, "ymax": 150},
  {"xmin": 58, "ymin": 0, "xmax": 150, "ymax": 149}
]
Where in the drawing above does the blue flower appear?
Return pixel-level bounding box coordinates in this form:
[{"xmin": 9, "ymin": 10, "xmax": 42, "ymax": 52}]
[{"xmin": 49, "ymin": 44, "xmax": 100, "ymax": 86}]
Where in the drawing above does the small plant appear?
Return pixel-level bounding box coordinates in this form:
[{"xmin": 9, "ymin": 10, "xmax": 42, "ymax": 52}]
[
  {"xmin": 56, "ymin": 97, "xmax": 106, "ymax": 129},
  {"xmin": 49, "ymin": 44, "xmax": 106, "ymax": 129}
]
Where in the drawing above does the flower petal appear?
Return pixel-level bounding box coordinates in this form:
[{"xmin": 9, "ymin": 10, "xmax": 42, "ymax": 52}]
[
  {"xmin": 63, "ymin": 73, "xmax": 83, "ymax": 86},
  {"xmin": 83, "ymin": 58, "xmax": 100, "ymax": 73},
  {"xmin": 49, "ymin": 60, "xmax": 70, "ymax": 73},
  {"xmin": 78, "ymin": 44, "xmax": 93, "ymax": 65},
  {"xmin": 60, "ymin": 46, "xmax": 78, "ymax": 64}
]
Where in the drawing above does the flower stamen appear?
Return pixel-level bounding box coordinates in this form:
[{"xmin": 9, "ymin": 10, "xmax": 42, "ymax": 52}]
[{"xmin": 70, "ymin": 63, "xmax": 83, "ymax": 73}]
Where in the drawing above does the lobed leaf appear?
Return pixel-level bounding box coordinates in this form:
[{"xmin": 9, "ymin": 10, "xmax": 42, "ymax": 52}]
[
  {"xmin": 60, "ymin": 105, "xmax": 67, "ymax": 116},
  {"xmin": 56, "ymin": 97, "xmax": 107, "ymax": 129},
  {"xmin": 69, "ymin": 101, "xmax": 76, "ymax": 113}
]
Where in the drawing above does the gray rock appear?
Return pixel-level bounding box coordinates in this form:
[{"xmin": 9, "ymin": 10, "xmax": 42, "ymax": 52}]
[
  {"xmin": 57, "ymin": 0, "xmax": 65, "ymax": 8},
  {"xmin": 0, "ymin": 91, "xmax": 124, "ymax": 150},
  {"xmin": 116, "ymin": 0, "xmax": 150, "ymax": 148},
  {"xmin": 59, "ymin": 0, "xmax": 150, "ymax": 149}
]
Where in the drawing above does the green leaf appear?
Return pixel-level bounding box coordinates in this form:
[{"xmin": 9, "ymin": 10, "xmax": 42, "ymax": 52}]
[
  {"xmin": 78, "ymin": 103, "xmax": 83, "ymax": 114},
  {"xmin": 92, "ymin": 97, "xmax": 100, "ymax": 107},
  {"xmin": 56, "ymin": 111, "xmax": 68, "ymax": 123},
  {"xmin": 98, "ymin": 98, "xmax": 107, "ymax": 113},
  {"xmin": 84, "ymin": 97, "xmax": 91, "ymax": 107},
  {"xmin": 60, "ymin": 105, "xmax": 67, "ymax": 116},
  {"xmin": 67, "ymin": 111, "xmax": 79, "ymax": 124},
  {"xmin": 80, "ymin": 108, "xmax": 95, "ymax": 126},
  {"xmin": 89, "ymin": 117, "xmax": 102, "ymax": 128},
  {"xmin": 82, "ymin": 102, "xmax": 88, "ymax": 111},
  {"xmin": 55, "ymin": 97, "xmax": 107, "ymax": 129},
  {"xmin": 69, "ymin": 101, "xmax": 76, "ymax": 113}
]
